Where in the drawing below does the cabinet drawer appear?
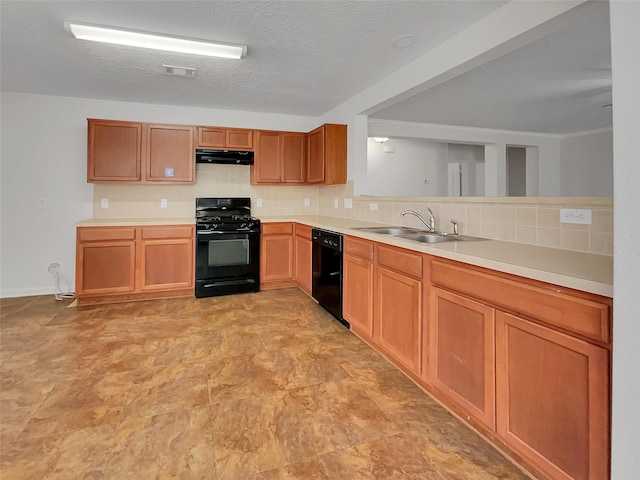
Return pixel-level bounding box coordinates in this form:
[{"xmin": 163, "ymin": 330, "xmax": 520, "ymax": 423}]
[
  {"xmin": 376, "ymin": 244, "xmax": 423, "ymax": 279},
  {"xmin": 431, "ymin": 261, "xmax": 610, "ymax": 344},
  {"xmin": 262, "ymin": 223, "xmax": 293, "ymax": 235},
  {"xmin": 344, "ymin": 236, "xmax": 374, "ymax": 261},
  {"xmin": 78, "ymin": 227, "xmax": 136, "ymax": 242},
  {"xmin": 141, "ymin": 225, "xmax": 194, "ymax": 240},
  {"xmin": 294, "ymin": 223, "xmax": 312, "ymax": 240}
]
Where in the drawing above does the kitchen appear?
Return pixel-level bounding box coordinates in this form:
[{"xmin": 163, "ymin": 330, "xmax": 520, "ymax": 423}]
[{"xmin": 1, "ymin": 1, "xmax": 638, "ymax": 479}]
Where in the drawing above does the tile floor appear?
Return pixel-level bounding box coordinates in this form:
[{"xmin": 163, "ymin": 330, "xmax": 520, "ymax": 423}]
[{"xmin": 1, "ymin": 289, "xmax": 530, "ymax": 479}]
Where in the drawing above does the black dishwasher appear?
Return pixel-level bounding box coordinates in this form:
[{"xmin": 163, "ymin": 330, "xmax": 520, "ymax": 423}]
[{"xmin": 311, "ymin": 229, "xmax": 349, "ymax": 329}]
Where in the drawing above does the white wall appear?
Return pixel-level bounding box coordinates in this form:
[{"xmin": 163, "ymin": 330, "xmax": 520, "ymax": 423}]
[
  {"xmin": 0, "ymin": 92, "xmax": 317, "ymax": 297},
  {"xmin": 610, "ymin": 0, "xmax": 640, "ymax": 477},
  {"xmin": 367, "ymin": 138, "xmax": 448, "ymax": 196},
  {"xmin": 559, "ymin": 129, "xmax": 613, "ymax": 196}
]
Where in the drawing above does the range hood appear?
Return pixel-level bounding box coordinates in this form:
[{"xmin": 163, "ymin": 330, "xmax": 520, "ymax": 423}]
[{"xmin": 196, "ymin": 148, "xmax": 254, "ymax": 165}]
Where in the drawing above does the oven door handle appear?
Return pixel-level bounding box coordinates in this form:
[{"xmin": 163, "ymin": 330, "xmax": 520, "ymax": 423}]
[{"xmin": 197, "ymin": 231, "xmax": 224, "ymax": 235}]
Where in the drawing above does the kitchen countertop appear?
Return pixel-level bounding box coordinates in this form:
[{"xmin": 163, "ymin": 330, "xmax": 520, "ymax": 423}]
[
  {"xmin": 76, "ymin": 217, "xmax": 195, "ymax": 227},
  {"xmin": 75, "ymin": 215, "xmax": 613, "ymax": 297},
  {"xmin": 261, "ymin": 215, "xmax": 613, "ymax": 298}
]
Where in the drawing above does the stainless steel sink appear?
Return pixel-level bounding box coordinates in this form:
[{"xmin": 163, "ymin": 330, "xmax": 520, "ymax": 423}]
[
  {"xmin": 356, "ymin": 226, "xmax": 422, "ymax": 235},
  {"xmin": 356, "ymin": 226, "xmax": 483, "ymax": 243}
]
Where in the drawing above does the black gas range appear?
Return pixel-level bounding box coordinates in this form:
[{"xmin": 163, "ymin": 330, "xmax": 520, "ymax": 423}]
[{"xmin": 195, "ymin": 198, "xmax": 260, "ymax": 298}]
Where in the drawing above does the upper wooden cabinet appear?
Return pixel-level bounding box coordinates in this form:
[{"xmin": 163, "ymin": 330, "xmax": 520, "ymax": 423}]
[
  {"xmin": 87, "ymin": 119, "xmax": 195, "ymax": 184},
  {"xmin": 196, "ymin": 126, "xmax": 253, "ymax": 149},
  {"xmin": 252, "ymin": 131, "xmax": 306, "ymax": 184},
  {"xmin": 307, "ymin": 124, "xmax": 347, "ymax": 185},
  {"xmin": 88, "ymin": 120, "xmax": 142, "ymax": 182}
]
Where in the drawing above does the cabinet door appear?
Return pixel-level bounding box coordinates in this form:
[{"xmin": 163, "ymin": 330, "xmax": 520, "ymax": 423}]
[
  {"xmin": 322, "ymin": 124, "xmax": 347, "ymax": 185},
  {"xmin": 140, "ymin": 239, "xmax": 194, "ymax": 291},
  {"xmin": 88, "ymin": 120, "xmax": 142, "ymax": 182},
  {"xmin": 496, "ymin": 311, "xmax": 609, "ymax": 480},
  {"xmin": 281, "ymin": 132, "xmax": 306, "ymax": 183},
  {"xmin": 197, "ymin": 127, "xmax": 225, "ymax": 147},
  {"xmin": 374, "ymin": 265, "xmax": 422, "ymax": 374},
  {"xmin": 145, "ymin": 124, "xmax": 195, "ymax": 183},
  {"xmin": 306, "ymin": 126, "xmax": 325, "ymax": 183},
  {"xmin": 76, "ymin": 241, "xmax": 136, "ymax": 295},
  {"xmin": 343, "ymin": 254, "xmax": 373, "ymax": 339},
  {"xmin": 260, "ymin": 224, "xmax": 294, "ymax": 285},
  {"xmin": 294, "ymin": 235, "xmax": 312, "ymax": 294},
  {"xmin": 429, "ymin": 287, "xmax": 496, "ymax": 429},
  {"xmin": 253, "ymin": 131, "xmax": 281, "ymax": 183},
  {"xmin": 226, "ymin": 128, "xmax": 253, "ymax": 149}
]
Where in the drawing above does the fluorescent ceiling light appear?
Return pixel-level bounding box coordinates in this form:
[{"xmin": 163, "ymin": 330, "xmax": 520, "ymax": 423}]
[{"xmin": 66, "ymin": 22, "xmax": 247, "ymax": 59}]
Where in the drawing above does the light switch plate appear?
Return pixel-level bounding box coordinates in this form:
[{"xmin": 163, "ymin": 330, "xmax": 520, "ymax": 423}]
[
  {"xmin": 344, "ymin": 198, "xmax": 353, "ymax": 209},
  {"xmin": 560, "ymin": 208, "xmax": 592, "ymax": 224},
  {"xmin": 256, "ymin": 198, "xmax": 263, "ymax": 208},
  {"xmin": 304, "ymin": 198, "xmax": 311, "ymax": 207},
  {"xmin": 160, "ymin": 199, "xmax": 168, "ymax": 208},
  {"xmin": 100, "ymin": 198, "xmax": 108, "ymax": 208},
  {"xmin": 334, "ymin": 198, "xmax": 339, "ymax": 208}
]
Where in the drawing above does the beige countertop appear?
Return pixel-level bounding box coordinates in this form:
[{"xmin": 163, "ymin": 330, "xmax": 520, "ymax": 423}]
[
  {"xmin": 76, "ymin": 217, "xmax": 195, "ymax": 227},
  {"xmin": 75, "ymin": 215, "xmax": 613, "ymax": 297},
  {"xmin": 260, "ymin": 215, "xmax": 613, "ymax": 298}
]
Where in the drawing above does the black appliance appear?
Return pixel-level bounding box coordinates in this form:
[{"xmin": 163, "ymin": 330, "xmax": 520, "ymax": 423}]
[
  {"xmin": 196, "ymin": 149, "xmax": 254, "ymax": 165},
  {"xmin": 311, "ymin": 228, "xmax": 349, "ymax": 329},
  {"xmin": 195, "ymin": 197, "xmax": 260, "ymax": 298}
]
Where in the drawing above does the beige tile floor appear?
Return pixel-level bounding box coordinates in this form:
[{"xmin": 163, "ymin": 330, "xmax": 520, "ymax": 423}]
[{"xmin": 0, "ymin": 289, "xmax": 530, "ymax": 479}]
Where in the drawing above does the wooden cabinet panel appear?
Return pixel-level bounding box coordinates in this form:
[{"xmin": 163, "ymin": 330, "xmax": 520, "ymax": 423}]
[
  {"xmin": 282, "ymin": 132, "xmax": 306, "ymax": 183},
  {"xmin": 343, "ymin": 253, "xmax": 373, "ymax": 338},
  {"xmin": 145, "ymin": 124, "xmax": 195, "ymax": 183},
  {"xmin": 429, "ymin": 287, "xmax": 496, "ymax": 429},
  {"xmin": 344, "ymin": 235, "xmax": 374, "ymax": 261},
  {"xmin": 87, "ymin": 119, "xmax": 142, "ymax": 182},
  {"xmin": 306, "ymin": 124, "xmax": 347, "ymax": 185},
  {"xmin": 294, "ymin": 234, "xmax": 312, "ymax": 294},
  {"xmin": 374, "ymin": 265, "xmax": 422, "ymax": 374},
  {"xmin": 197, "ymin": 127, "xmax": 253, "ymax": 149},
  {"xmin": 253, "ymin": 131, "xmax": 281, "ymax": 183},
  {"xmin": 76, "ymin": 225, "xmax": 194, "ymax": 304},
  {"xmin": 377, "ymin": 244, "xmax": 423, "ymax": 279},
  {"xmin": 77, "ymin": 242, "xmax": 136, "ymax": 295},
  {"xmin": 140, "ymin": 239, "xmax": 193, "ymax": 291},
  {"xmin": 431, "ymin": 260, "xmax": 611, "ymax": 344},
  {"xmin": 261, "ymin": 223, "xmax": 294, "ymax": 287},
  {"xmin": 496, "ymin": 311, "xmax": 609, "ymax": 480}
]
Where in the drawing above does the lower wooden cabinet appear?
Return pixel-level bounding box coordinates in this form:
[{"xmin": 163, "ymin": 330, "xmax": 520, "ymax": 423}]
[
  {"xmin": 373, "ymin": 245, "xmax": 424, "ymax": 375},
  {"xmin": 343, "ymin": 236, "xmax": 374, "ymax": 338},
  {"xmin": 294, "ymin": 224, "xmax": 312, "ymax": 295},
  {"xmin": 429, "ymin": 287, "xmax": 496, "ymax": 429},
  {"xmin": 260, "ymin": 222, "xmax": 295, "ymax": 288},
  {"xmin": 496, "ymin": 311, "xmax": 609, "ymax": 480},
  {"xmin": 76, "ymin": 225, "xmax": 194, "ymax": 304}
]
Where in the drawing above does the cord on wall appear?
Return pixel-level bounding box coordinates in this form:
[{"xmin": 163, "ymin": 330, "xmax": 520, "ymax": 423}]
[{"xmin": 48, "ymin": 263, "xmax": 75, "ymax": 301}]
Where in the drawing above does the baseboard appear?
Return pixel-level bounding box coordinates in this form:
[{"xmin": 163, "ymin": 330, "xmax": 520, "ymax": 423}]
[{"xmin": 0, "ymin": 286, "xmax": 55, "ymax": 299}]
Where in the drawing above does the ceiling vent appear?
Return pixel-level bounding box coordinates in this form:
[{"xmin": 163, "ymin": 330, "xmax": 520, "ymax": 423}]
[{"xmin": 162, "ymin": 65, "xmax": 196, "ymax": 77}]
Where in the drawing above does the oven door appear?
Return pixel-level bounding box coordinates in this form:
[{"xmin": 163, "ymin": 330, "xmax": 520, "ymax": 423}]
[{"xmin": 195, "ymin": 230, "xmax": 260, "ymax": 297}]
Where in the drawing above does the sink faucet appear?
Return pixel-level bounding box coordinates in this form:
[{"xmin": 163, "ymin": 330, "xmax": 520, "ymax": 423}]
[{"xmin": 401, "ymin": 208, "xmax": 436, "ymax": 232}]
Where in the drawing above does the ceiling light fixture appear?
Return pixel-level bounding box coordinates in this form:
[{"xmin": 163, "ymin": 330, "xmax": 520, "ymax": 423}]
[
  {"xmin": 391, "ymin": 34, "xmax": 416, "ymax": 49},
  {"xmin": 373, "ymin": 137, "xmax": 390, "ymax": 144},
  {"xmin": 66, "ymin": 22, "xmax": 247, "ymax": 59}
]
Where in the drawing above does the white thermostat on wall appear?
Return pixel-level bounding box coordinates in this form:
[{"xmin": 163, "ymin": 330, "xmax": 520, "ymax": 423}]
[{"xmin": 164, "ymin": 167, "xmax": 175, "ymax": 177}]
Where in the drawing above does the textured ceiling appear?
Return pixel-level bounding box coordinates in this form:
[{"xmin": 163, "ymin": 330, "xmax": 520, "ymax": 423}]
[
  {"xmin": 370, "ymin": 4, "xmax": 612, "ymax": 134},
  {"xmin": 0, "ymin": 0, "xmax": 507, "ymax": 116}
]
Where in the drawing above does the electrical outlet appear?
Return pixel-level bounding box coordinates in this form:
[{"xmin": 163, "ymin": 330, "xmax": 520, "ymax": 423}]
[
  {"xmin": 334, "ymin": 198, "xmax": 339, "ymax": 208},
  {"xmin": 560, "ymin": 208, "xmax": 592, "ymax": 224},
  {"xmin": 100, "ymin": 198, "xmax": 108, "ymax": 208},
  {"xmin": 304, "ymin": 198, "xmax": 311, "ymax": 207},
  {"xmin": 256, "ymin": 198, "xmax": 263, "ymax": 208},
  {"xmin": 160, "ymin": 198, "xmax": 168, "ymax": 208},
  {"xmin": 344, "ymin": 198, "xmax": 353, "ymax": 209},
  {"xmin": 369, "ymin": 202, "xmax": 378, "ymax": 211},
  {"xmin": 39, "ymin": 198, "xmax": 47, "ymax": 209}
]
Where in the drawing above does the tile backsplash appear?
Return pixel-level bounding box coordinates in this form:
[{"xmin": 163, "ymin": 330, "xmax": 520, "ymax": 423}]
[{"xmin": 93, "ymin": 169, "xmax": 613, "ymax": 256}]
